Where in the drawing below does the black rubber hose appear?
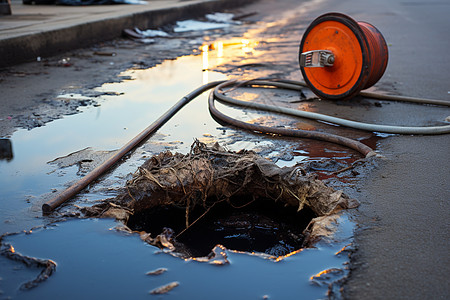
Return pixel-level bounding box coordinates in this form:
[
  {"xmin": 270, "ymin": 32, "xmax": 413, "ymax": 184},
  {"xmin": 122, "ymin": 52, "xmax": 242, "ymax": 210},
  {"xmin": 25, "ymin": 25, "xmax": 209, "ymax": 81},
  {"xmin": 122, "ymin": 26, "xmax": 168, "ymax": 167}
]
[{"xmin": 208, "ymin": 87, "xmax": 375, "ymax": 157}]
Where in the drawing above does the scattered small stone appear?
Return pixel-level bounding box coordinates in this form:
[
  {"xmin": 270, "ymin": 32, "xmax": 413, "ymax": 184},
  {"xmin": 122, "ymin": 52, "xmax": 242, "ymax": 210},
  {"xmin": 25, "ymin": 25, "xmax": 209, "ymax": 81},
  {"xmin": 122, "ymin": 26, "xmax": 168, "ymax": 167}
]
[
  {"xmin": 149, "ymin": 281, "xmax": 179, "ymax": 295},
  {"xmin": 146, "ymin": 268, "xmax": 168, "ymax": 276},
  {"xmin": 93, "ymin": 51, "xmax": 117, "ymax": 57}
]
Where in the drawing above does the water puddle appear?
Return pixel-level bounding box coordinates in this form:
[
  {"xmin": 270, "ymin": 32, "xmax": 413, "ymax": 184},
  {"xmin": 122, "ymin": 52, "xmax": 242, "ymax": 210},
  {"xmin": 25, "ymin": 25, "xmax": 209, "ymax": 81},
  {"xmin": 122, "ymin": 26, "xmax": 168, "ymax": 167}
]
[
  {"xmin": 1, "ymin": 217, "xmax": 354, "ymax": 299},
  {"xmin": 0, "ymin": 38, "xmax": 376, "ymax": 299}
]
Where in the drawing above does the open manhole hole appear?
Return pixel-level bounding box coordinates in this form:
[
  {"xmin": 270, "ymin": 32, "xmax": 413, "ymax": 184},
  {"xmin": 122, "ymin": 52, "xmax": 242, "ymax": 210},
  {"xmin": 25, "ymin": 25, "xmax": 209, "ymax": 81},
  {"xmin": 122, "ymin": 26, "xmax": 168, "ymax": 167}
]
[
  {"xmin": 82, "ymin": 141, "xmax": 357, "ymax": 259},
  {"xmin": 126, "ymin": 196, "xmax": 316, "ymax": 257}
]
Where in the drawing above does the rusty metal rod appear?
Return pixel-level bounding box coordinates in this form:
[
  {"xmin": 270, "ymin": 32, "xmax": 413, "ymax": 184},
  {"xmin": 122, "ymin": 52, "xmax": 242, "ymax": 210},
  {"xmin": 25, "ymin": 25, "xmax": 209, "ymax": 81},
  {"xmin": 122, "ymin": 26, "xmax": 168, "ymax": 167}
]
[{"xmin": 42, "ymin": 81, "xmax": 225, "ymax": 213}]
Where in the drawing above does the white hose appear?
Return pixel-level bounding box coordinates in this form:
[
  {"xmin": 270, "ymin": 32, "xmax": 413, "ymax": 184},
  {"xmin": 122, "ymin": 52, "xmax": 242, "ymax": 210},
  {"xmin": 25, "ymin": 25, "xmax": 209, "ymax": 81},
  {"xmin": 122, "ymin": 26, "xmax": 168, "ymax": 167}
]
[{"xmin": 214, "ymin": 80, "xmax": 450, "ymax": 135}]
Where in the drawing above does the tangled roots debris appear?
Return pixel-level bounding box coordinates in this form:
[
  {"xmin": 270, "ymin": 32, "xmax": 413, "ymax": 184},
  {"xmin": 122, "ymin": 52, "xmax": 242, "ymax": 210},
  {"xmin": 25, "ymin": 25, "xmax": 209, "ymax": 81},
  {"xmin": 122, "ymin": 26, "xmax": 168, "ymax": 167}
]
[{"xmin": 0, "ymin": 234, "xmax": 56, "ymax": 290}]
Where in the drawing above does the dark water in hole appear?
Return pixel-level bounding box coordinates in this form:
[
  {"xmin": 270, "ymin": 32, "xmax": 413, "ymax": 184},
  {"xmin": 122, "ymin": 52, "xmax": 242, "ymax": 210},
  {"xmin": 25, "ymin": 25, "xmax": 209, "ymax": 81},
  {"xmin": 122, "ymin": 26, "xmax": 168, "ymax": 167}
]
[{"xmin": 127, "ymin": 198, "xmax": 316, "ymax": 257}]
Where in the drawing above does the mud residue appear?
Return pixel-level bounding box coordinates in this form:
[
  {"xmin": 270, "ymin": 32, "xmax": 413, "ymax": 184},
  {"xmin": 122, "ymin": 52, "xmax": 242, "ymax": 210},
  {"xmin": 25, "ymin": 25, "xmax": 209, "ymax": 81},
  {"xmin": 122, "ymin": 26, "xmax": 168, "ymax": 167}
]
[{"xmin": 48, "ymin": 147, "xmax": 118, "ymax": 175}]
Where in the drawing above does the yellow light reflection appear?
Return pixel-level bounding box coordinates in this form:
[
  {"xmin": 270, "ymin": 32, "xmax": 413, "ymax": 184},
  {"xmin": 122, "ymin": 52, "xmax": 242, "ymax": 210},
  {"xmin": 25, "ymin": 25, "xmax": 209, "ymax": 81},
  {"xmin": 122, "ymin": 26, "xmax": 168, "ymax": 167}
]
[
  {"xmin": 238, "ymin": 92, "xmax": 259, "ymax": 102},
  {"xmin": 310, "ymin": 269, "xmax": 334, "ymax": 281},
  {"xmin": 241, "ymin": 39, "xmax": 259, "ymax": 54},
  {"xmin": 241, "ymin": 39, "xmax": 251, "ymax": 53},
  {"xmin": 197, "ymin": 36, "xmax": 262, "ymax": 84},
  {"xmin": 10, "ymin": 245, "xmax": 15, "ymax": 253},
  {"xmin": 202, "ymin": 44, "xmax": 209, "ymax": 84},
  {"xmin": 216, "ymin": 41, "xmax": 224, "ymax": 66},
  {"xmin": 275, "ymin": 248, "xmax": 303, "ymax": 262},
  {"xmin": 198, "ymin": 136, "xmax": 216, "ymax": 145},
  {"xmin": 217, "ymin": 41, "xmax": 223, "ymax": 58},
  {"xmin": 335, "ymin": 243, "xmax": 351, "ymax": 255}
]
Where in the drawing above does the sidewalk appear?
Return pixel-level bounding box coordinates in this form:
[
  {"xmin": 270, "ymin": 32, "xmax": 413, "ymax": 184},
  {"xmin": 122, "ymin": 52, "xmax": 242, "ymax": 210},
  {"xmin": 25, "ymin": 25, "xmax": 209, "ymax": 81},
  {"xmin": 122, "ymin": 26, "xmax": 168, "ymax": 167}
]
[{"xmin": 0, "ymin": 0, "xmax": 254, "ymax": 68}]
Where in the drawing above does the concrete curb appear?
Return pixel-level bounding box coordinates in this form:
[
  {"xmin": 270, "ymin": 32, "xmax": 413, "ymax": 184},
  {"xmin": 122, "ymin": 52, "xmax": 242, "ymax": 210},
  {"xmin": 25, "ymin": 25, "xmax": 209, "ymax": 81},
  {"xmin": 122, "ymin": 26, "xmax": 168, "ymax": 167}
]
[{"xmin": 0, "ymin": 0, "xmax": 256, "ymax": 68}]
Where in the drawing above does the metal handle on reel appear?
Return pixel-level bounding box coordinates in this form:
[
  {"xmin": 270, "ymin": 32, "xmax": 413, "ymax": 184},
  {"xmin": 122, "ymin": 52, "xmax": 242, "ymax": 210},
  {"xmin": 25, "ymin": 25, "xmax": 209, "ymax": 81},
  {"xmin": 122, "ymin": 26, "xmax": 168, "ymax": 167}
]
[{"xmin": 299, "ymin": 50, "xmax": 335, "ymax": 68}]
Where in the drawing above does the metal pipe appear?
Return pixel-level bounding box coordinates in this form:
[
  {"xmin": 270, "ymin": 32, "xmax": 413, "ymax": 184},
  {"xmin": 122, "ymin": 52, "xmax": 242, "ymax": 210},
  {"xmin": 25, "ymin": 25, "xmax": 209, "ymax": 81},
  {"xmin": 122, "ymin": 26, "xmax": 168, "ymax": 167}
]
[{"xmin": 42, "ymin": 81, "xmax": 224, "ymax": 213}]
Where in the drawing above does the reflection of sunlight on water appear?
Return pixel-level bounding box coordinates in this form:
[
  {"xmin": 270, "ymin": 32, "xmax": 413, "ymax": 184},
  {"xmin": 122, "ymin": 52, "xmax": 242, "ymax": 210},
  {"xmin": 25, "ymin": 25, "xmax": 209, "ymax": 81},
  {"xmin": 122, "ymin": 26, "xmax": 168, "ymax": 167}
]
[
  {"xmin": 241, "ymin": 39, "xmax": 258, "ymax": 54},
  {"xmin": 234, "ymin": 92, "xmax": 259, "ymax": 102},
  {"xmin": 200, "ymin": 38, "xmax": 261, "ymax": 78},
  {"xmin": 217, "ymin": 41, "xmax": 223, "ymax": 59},
  {"xmin": 202, "ymin": 44, "xmax": 209, "ymax": 84},
  {"xmin": 93, "ymin": 36, "xmax": 269, "ymax": 155}
]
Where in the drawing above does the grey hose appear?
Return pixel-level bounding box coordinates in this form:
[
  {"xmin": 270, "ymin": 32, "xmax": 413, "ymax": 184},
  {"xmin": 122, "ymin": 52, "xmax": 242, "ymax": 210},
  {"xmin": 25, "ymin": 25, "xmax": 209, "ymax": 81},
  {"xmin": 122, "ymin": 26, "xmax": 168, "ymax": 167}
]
[
  {"xmin": 214, "ymin": 80, "xmax": 450, "ymax": 135},
  {"xmin": 273, "ymin": 79, "xmax": 450, "ymax": 107}
]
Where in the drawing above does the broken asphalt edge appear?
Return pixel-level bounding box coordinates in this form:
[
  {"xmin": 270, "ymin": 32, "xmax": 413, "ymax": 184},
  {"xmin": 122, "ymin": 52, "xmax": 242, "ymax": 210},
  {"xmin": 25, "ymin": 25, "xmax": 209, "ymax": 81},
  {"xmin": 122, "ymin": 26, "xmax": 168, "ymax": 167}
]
[{"xmin": 0, "ymin": 0, "xmax": 257, "ymax": 68}]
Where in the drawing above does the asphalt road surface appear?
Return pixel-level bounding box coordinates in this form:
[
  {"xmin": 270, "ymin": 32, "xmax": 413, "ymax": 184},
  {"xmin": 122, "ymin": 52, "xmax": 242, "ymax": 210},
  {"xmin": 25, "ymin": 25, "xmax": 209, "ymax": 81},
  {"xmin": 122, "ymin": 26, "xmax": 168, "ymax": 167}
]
[{"xmin": 305, "ymin": 0, "xmax": 450, "ymax": 299}]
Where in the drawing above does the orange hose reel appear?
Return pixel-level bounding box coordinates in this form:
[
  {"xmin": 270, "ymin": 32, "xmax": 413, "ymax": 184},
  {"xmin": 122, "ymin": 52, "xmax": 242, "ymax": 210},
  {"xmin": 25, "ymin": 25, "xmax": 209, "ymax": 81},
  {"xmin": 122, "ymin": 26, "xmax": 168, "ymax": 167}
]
[{"xmin": 299, "ymin": 12, "xmax": 388, "ymax": 100}]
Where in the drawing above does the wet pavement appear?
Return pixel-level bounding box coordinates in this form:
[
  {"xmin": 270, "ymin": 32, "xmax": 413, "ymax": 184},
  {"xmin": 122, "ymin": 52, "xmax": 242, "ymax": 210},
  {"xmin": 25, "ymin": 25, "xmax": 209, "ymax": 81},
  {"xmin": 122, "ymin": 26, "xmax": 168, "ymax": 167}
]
[{"xmin": 1, "ymin": 0, "xmax": 450, "ymax": 299}]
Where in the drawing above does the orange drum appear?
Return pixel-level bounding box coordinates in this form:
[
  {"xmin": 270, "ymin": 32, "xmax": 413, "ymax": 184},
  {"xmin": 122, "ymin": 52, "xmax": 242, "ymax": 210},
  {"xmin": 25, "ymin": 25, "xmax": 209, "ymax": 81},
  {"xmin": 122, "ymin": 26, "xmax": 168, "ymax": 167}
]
[{"xmin": 299, "ymin": 13, "xmax": 388, "ymax": 100}]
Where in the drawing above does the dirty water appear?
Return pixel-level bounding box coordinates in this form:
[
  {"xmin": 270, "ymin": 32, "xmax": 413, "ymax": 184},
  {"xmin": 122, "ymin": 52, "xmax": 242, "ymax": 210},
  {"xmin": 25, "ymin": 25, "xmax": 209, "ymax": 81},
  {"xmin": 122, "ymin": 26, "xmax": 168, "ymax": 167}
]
[
  {"xmin": 127, "ymin": 198, "xmax": 316, "ymax": 258},
  {"xmin": 0, "ymin": 42, "xmax": 372, "ymax": 299},
  {"xmin": 1, "ymin": 216, "xmax": 354, "ymax": 299}
]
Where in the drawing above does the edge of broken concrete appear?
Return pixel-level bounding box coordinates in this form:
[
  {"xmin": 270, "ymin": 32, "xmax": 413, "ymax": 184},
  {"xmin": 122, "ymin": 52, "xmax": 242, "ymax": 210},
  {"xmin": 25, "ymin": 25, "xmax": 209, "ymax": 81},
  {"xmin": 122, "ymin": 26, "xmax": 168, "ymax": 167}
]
[{"xmin": 0, "ymin": 0, "xmax": 257, "ymax": 68}]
